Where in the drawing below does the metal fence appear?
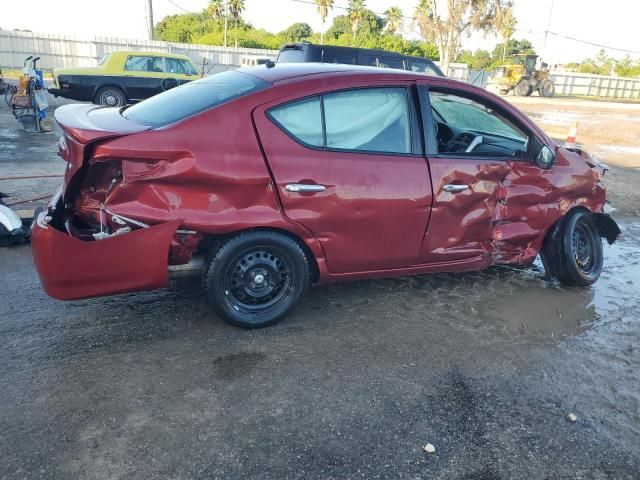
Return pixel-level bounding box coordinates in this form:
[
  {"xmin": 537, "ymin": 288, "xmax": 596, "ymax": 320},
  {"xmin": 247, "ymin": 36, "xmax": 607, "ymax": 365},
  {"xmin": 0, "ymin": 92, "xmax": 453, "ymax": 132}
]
[
  {"xmin": 2, "ymin": 29, "xmax": 638, "ymax": 98},
  {"xmin": 549, "ymin": 72, "xmax": 640, "ymax": 99},
  {"xmin": 0, "ymin": 29, "xmax": 279, "ymax": 73}
]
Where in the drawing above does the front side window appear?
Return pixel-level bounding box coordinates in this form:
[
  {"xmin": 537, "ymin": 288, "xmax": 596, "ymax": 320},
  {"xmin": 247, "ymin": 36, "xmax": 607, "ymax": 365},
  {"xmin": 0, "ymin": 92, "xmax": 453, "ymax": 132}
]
[
  {"xmin": 269, "ymin": 88, "xmax": 412, "ymax": 155},
  {"xmin": 429, "ymin": 90, "xmax": 528, "ymax": 157}
]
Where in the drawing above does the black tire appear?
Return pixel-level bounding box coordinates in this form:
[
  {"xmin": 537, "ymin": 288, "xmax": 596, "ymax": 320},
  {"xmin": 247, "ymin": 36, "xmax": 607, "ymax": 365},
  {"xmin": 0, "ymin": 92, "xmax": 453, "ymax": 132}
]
[
  {"xmin": 514, "ymin": 81, "xmax": 533, "ymax": 96},
  {"xmin": 554, "ymin": 210, "xmax": 603, "ymax": 286},
  {"xmin": 161, "ymin": 78, "xmax": 179, "ymax": 91},
  {"xmin": 94, "ymin": 86, "xmax": 127, "ymax": 107},
  {"xmin": 540, "ymin": 80, "xmax": 555, "ymax": 97},
  {"xmin": 0, "ymin": 223, "xmax": 17, "ymax": 247},
  {"xmin": 203, "ymin": 231, "xmax": 310, "ymax": 328}
]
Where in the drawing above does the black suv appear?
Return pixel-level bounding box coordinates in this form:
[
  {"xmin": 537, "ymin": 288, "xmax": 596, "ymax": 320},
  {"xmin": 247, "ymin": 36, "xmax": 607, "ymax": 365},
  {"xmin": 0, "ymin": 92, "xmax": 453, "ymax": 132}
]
[{"xmin": 277, "ymin": 43, "xmax": 444, "ymax": 76}]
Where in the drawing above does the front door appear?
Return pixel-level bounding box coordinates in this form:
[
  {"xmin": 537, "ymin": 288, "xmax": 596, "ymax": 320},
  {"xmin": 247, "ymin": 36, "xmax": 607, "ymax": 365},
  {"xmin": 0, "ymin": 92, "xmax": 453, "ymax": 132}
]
[
  {"xmin": 417, "ymin": 85, "xmax": 532, "ymax": 263},
  {"xmin": 253, "ymin": 84, "xmax": 432, "ymax": 274}
]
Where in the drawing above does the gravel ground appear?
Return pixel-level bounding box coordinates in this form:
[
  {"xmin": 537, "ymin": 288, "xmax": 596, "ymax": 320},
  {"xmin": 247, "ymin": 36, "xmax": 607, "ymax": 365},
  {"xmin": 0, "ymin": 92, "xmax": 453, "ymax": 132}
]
[{"xmin": 1, "ymin": 95, "xmax": 639, "ymax": 479}]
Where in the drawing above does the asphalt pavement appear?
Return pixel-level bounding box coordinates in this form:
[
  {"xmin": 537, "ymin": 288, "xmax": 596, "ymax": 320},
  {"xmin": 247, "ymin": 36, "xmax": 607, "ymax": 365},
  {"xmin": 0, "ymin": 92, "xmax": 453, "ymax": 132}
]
[{"xmin": 1, "ymin": 100, "xmax": 639, "ymax": 479}]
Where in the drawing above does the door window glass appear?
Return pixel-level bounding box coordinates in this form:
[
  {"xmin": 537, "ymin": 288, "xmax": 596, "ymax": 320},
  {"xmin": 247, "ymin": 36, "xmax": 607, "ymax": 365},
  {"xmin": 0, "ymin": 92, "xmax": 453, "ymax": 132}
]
[
  {"xmin": 125, "ymin": 56, "xmax": 164, "ymax": 73},
  {"xmin": 269, "ymin": 97, "xmax": 324, "ymax": 147},
  {"xmin": 165, "ymin": 58, "xmax": 186, "ymax": 74},
  {"xmin": 324, "ymin": 88, "xmax": 411, "ymax": 154},
  {"xmin": 429, "ymin": 90, "xmax": 528, "ymax": 157}
]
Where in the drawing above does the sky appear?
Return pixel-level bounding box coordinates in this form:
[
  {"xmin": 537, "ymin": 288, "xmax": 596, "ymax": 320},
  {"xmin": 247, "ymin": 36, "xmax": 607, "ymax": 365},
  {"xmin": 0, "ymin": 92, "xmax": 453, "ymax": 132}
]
[{"xmin": 1, "ymin": 0, "xmax": 639, "ymax": 64}]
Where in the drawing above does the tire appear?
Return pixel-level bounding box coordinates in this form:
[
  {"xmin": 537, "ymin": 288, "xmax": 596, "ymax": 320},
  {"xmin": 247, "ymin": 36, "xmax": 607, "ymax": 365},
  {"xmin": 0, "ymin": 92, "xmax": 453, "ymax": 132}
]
[
  {"xmin": 39, "ymin": 118, "xmax": 54, "ymax": 132},
  {"xmin": 540, "ymin": 80, "xmax": 555, "ymax": 97},
  {"xmin": 553, "ymin": 210, "xmax": 603, "ymax": 286},
  {"xmin": 94, "ymin": 86, "xmax": 127, "ymax": 107},
  {"xmin": 160, "ymin": 78, "xmax": 178, "ymax": 91},
  {"xmin": 514, "ymin": 81, "xmax": 533, "ymax": 96},
  {"xmin": 0, "ymin": 223, "xmax": 17, "ymax": 247},
  {"xmin": 202, "ymin": 231, "xmax": 310, "ymax": 328}
]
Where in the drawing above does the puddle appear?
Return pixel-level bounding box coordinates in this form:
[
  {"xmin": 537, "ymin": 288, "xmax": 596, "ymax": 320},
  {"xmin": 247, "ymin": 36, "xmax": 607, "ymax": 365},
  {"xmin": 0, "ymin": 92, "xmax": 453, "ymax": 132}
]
[{"xmin": 481, "ymin": 282, "xmax": 597, "ymax": 339}]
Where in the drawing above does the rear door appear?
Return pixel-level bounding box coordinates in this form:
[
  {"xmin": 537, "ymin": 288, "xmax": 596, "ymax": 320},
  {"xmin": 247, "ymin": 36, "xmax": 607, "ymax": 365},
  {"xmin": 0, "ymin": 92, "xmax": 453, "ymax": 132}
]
[
  {"xmin": 122, "ymin": 55, "xmax": 165, "ymax": 100},
  {"xmin": 253, "ymin": 82, "xmax": 432, "ymax": 274}
]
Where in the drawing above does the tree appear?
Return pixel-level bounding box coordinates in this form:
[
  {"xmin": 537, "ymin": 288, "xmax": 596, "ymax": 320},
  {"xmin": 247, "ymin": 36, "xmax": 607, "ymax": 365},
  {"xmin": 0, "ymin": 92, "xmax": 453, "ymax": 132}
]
[
  {"xmin": 494, "ymin": 2, "xmax": 516, "ymax": 61},
  {"xmin": 413, "ymin": 0, "xmax": 504, "ymax": 74},
  {"xmin": 490, "ymin": 38, "xmax": 535, "ymax": 65},
  {"xmin": 227, "ymin": 0, "xmax": 246, "ymax": 47},
  {"xmin": 348, "ymin": 0, "xmax": 366, "ymax": 42},
  {"xmin": 315, "ymin": 0, "xmax": 334, "ymax": 44},
  {"xmin": 282, "ymin": 23, "xmax": 313, "ymax": 42},
  {"xmin": 384, "ymin": 6, "xmax": 404, "ymax": 36},
  {"xmin": 207, "ymin": 0, "xmax": 224, "ymax": 21}
]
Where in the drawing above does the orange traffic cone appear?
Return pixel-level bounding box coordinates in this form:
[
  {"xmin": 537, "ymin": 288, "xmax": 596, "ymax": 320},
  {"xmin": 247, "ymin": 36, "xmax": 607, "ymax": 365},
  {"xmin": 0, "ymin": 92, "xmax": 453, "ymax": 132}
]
[{"xmin": 565, "ymin": 121, "xmax": 578, "ymax": 148}]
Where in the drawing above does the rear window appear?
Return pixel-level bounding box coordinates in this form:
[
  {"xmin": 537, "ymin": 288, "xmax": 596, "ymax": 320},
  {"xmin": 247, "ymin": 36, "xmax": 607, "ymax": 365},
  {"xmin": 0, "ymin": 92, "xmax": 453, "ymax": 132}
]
[
  {"xmin": 278, "ymin": 48, "xmax": 305, "ymax": 63},
  {"xmin": 122, "ymin": 70, "xmax": 269, "ymax": 128}
]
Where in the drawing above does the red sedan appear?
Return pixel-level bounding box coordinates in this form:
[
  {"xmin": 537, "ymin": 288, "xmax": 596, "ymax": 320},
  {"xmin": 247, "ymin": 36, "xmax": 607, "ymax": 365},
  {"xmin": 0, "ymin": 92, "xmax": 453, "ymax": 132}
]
[{"xmin": 31, "ymin": 63, "xmax": 620, "ymax": 328}]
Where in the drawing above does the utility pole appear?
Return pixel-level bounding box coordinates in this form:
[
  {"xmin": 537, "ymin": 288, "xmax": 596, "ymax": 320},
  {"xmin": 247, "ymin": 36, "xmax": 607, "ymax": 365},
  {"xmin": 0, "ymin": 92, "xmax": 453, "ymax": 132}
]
[
  {"xmin": 146, "ymin": 0, "xmax": 154, "ymax": 40},
  {"xmin": 543, "ymin": 0, "xmax": 554, "ymax": 60}
]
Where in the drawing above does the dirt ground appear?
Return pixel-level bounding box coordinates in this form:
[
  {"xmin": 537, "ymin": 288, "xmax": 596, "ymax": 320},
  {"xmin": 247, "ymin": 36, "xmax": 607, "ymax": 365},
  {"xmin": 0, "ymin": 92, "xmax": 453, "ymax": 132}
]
[{"xmin": 1, "ymin": 94, "xmax": 639, "ymax": 479}]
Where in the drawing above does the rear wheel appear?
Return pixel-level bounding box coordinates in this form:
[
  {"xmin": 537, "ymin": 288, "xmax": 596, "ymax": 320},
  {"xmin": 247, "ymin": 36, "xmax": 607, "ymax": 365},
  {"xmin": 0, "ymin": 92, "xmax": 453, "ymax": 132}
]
[
  {"xmin": 203, "ymin": 231, "xmax": 310, "ymax": 328},
  {"xmin": 95, "ymin": 86, "xmax": 126, "ymax": 107},
  {"xmin": 515, "ymin": 80, "xmax": 533, "ymax": 96},
  {"xmin": 551, "ymin": 210, "xmax": 603, "ymax": 286}
]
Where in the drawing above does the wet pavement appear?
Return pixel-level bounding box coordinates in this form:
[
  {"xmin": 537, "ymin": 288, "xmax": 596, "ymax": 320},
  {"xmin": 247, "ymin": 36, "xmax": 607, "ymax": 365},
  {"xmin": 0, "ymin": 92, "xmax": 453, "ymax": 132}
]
[{"xmin": 1, "ymin": 101, "xmax": 640, "ymax": 479}]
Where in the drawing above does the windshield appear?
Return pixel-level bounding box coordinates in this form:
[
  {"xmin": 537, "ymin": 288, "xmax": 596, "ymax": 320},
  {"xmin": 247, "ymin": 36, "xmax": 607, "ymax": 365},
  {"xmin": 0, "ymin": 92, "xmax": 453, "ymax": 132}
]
[
  {"xmin": 97, "ymin": 53, "xmax": 110, "ymax": 66},
  {"xmin": 278, "ymin": 49, "xmax": 304, "ymax": 63},
  {"xmin": 122, "ymin": 70, "xmax": 269, "ymax": 128}
]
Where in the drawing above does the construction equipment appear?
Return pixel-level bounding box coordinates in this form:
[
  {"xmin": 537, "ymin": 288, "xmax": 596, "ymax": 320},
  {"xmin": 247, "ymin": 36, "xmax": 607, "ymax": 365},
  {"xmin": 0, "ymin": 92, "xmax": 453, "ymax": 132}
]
[{"xmin": 486, "ymin": 54, "xmax": 555, "ymax": 97}]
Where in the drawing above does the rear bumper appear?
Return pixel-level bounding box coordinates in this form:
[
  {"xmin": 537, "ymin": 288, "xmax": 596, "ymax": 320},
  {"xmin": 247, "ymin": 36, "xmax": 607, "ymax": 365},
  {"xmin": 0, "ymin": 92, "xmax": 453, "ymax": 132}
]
[{"xmin": 31, "ymin": 199, "xmax": 181, "ymax": 300}]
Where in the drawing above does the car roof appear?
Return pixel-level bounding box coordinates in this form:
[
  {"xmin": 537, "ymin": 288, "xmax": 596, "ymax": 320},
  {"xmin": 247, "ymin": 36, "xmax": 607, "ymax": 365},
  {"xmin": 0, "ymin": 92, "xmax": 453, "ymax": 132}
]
[
  {"xmin": 109, "ymin": 51, "xmax": 193, "ymax": 61},
  {"xmin": 241, "ymin": 62, "xmax": 462, "ymax": 87}
]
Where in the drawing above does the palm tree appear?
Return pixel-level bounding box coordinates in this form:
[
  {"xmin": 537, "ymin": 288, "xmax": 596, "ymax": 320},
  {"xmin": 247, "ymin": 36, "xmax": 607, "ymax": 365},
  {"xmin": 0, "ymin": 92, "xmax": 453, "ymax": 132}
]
[
  {"xmin": 495, "ymin": 4, "xmax": 516, "ymax": 61},
  {"xmin": 207, "ymin": 0, "xmax": 224, "ymax": 21},
  {"xmin": 348, "ymin": 0, "xmax": 366, "ymax": 42},
  {"xmin": 228, "ymin": 0, "xmax": 245, "ymax": 47},
  {"xmin": 315, "ymin": 0, "xmax": 334, "ymax": 44},
  {"xmin": 384, "ymin": 6, "xmax": 403, "ymax": 35}
]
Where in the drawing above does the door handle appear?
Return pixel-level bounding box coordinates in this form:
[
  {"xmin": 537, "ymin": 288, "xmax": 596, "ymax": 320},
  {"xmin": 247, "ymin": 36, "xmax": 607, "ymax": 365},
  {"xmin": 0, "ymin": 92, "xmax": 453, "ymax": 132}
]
[
  {"xmin": 285, "ymin": 184, "xmax": 327, "ymax": 193},
  {"xmin": 443, "ymin": 184, "xmax": 469, "ymax": 193}
]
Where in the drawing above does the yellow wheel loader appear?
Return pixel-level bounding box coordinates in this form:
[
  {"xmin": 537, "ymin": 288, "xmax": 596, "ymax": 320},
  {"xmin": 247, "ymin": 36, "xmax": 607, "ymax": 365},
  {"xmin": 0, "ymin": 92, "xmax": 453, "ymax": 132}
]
[{"xmin": 486, "ymin": 54, "xmax": 555, "ymax": 97}]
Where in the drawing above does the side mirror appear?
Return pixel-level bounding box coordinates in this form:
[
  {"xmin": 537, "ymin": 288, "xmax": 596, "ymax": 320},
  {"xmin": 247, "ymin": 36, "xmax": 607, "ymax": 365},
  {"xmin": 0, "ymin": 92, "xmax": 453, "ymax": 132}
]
[{"xmin": 535, "ymin": 145, "xmax": 556, "ymax": 169}]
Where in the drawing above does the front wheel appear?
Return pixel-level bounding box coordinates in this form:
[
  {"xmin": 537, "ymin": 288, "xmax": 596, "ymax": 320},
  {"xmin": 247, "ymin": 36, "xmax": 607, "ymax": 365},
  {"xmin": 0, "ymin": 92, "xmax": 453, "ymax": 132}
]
[
  {"xmin": 203, "ymin": 231, "xmax": 310, "ymax": 328},
  {"xmin": 549, "ymin": 210, "xmax": 603, "ymax": 286}
]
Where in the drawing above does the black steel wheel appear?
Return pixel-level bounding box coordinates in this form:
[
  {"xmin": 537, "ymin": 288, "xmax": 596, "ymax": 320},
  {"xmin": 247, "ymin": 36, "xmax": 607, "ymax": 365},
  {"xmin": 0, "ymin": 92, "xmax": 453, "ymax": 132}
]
[
  {"xmin": 553, "ymin": 210, "xmax": 603, "ymax": 286},
  {"xmin": 203, "ymin": 231, "xmax": 310, "ymax": 328},
  {"xmin": 94, "ymin": 86, "xmax": 127, "ymax": 107}
]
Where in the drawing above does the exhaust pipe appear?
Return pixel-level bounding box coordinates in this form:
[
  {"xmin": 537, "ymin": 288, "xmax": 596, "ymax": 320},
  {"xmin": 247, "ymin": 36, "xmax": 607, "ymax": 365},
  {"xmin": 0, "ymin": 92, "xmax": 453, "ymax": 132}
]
[{"xmin": 168, "ymin": 254, "xmax": 205, "ymax": 279}]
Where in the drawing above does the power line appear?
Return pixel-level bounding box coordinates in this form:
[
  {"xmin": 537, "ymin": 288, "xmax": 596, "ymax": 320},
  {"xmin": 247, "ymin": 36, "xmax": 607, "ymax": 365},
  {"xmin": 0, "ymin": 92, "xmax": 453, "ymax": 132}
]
[
  {"xmin": 547, "ymin": 31, "xmax": 640, "ymax": 55},
  {"xmin": 160, "ymin": 0, "xmax": 640, "ymax": 55}
]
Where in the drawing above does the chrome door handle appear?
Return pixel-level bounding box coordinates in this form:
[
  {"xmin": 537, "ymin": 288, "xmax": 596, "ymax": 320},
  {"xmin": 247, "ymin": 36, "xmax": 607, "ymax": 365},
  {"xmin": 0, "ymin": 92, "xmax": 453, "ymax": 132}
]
[
  {"xmin": 443, "ymin": 184, "xmax": 469, "ymax": 193},
  {"xmin": 285, "ymin": 184, "xmax": 326, "ymax": 193}
]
